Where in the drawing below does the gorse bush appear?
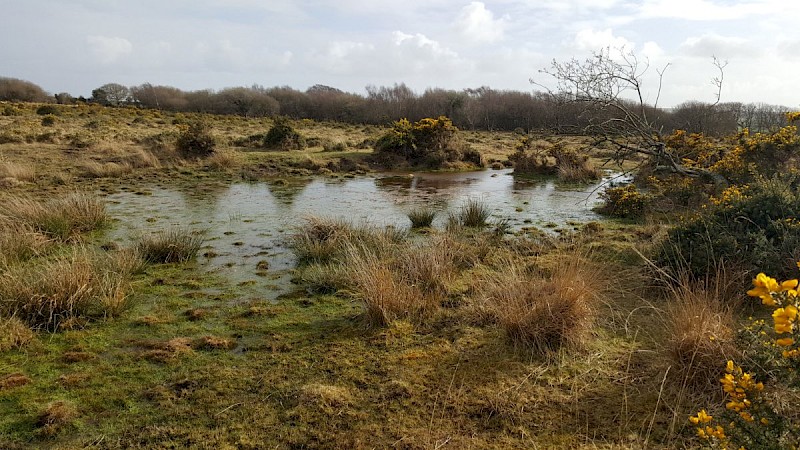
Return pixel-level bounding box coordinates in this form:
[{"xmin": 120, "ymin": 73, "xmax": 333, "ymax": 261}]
[
  {"xmin": 35, "ymin": 105, "xmax": 60, "ymax": 116},
  {"xmin": 375, "ymin": 116, "xmax": 482, "ymax": 169},
  {"xmin": 657, "ymin": 176, "xmax": 800, "ymax": 280},
  {"xmin": 690, "ymin": 270, "xmax": 800, "ymax": 449},
  {"xmin": 176, "ymin": 121, "xmax": 216, "ymax": 158},
  {"xmin": 597, "ymin": 184, "xmax": 650, "ymax": 219},
  {"xmin": 264, "ymin": 117, "xmax": 305, "ymax": 150}
]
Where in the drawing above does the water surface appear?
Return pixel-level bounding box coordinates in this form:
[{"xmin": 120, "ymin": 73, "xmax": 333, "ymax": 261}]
[{"xmin": 104, "ymin": 169, "xmax": 618, "ymax": 298}]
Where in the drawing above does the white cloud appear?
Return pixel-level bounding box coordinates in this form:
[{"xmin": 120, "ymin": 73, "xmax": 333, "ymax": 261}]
[
  {"xmin": 454, "ymin": 2, "xmax": 507, "ymax": 44},
  {"xmin": 573, "ymin": 28, "xmax": 633, "ymax": 52},
  {"xmin": 680, "ymin": 33, "xmax": 756, "ymax": 58},
  {"xmin": 86, "ymin": 35, "xmax": 132, "ymax": 63},
  {"xmin": 638, "ymin": 0, "xmax": 763, "ymax": 21}
]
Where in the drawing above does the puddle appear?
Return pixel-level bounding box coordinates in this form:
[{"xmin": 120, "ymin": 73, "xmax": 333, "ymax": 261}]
[{"xmin": 104, "ymin": 169, "xmax": 621, "ymax": 299}]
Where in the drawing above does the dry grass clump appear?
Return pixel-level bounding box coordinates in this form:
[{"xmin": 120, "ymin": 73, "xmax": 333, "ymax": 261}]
[
  {"xmin": 36, "ymin": 400, "xmax": 78, "ymax": 436},
  {"xmin": 485, "ymin": 253, "xmax": 601, "ymax": 354},
  {"xmin": 346, "ymin": 246, "xmax": 437, "ymax": 327},
  {"xmin": 0, "ymin": 316, "xmax": 35, "ymax": 351},
  {"xmin": 135, "ymin": 228, "xmax": 205, "ymax": 264},
  {"xmin": 298, "ymin": 383, "xmax": 353, "ymax": 412},
  {"xmin": 0, "ymin": 192, "xmax": 108, "ymax": 240},
  {"xmin": 407, "ymin": 207, "xmax": 436, "ymax": 229},
  {"xmin": 397, "ymin": 236, "xmax": 459, "ymax": 303},
  {"xmin": 81, "ymin": 160, "xmax": 133, "ymax": 178},
  {"xmin": 551, "ymin": 147, "xmax": 601, "ymax": 182},
  {"xmin": 206, "ymin": 149, "xmax": 239, "ymax": 170},
  {"xmin": 0, "ymin": 160, "xmax": 35, "ymax": 182},
  {"xmin": 290, "ymin": 217, "xmax": 405, "ymax": 266},
  {"xmin": 0, "ymin": 222, "xmax": 51, "ymax": 267},
  {"xmin": 448, "ymin": 198, "xmax": 491, "ymax": 228},
  {"xmin": 663, "ymin": 279, "xmax": 738, "ymax": 390},
  {"xmin": 0, "ymin": 249, "xmax": 131, "ymax": 330}
]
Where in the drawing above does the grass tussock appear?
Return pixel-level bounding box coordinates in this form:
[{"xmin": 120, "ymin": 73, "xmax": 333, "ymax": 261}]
[
  {"xmin": 485, "ymin": 252, "xmax": 601, "ymax": 354},
  {"xmin": 0, "ymin": 249, "xmax": 132, "ymax": 330},
  {"xmin": 206, "ymin": 149, "xmax": 239, "ymax": 171},
  {"xmin": 449, "ymin": 198, "xmax": 491, "ymax": 228},
  {"xmin": 36, "ymin": 401, "xmax": 78, "ymax": 437},
  {"xmin": 290, "ymin": 217, "xmax": 405, "ymax": 266},
  {"xmin": 0, "ymin": 161, "xmax": 36, "ymax": 182},
  {"xmin": 0, "ymin": 222, "xmax": 51, "ymax": 267},
  {"xmin": 0, "ymin": 192, "xmax": 108, "ymax": 240},
  {"xmin": 407, "ymin": 207, "xmax": 436, "ymax": 229},
  {"xmin": 346, "ymin": 245, "xmax": 437, "ymax": 327},
  {"xmin": 397, "ymin": 237, "xmax": 459, "ymax": 302},
  {"xmin": 663, "ymin": 278, "xmax": 738, "ymax": 390},
  {"xmin": 135, "ymin": 228, "xmax": 205, "ymax": 264},
  {"xmin": 81, "ymin": 160, "xmax": 133, "ymax": 178},
  {"xmin": 0, "ymin": 316, "xmax": 35, "ymax": 351},
  {"xmin": 556, "ymin": 157, "xmax": 602, "ymax": 182}
]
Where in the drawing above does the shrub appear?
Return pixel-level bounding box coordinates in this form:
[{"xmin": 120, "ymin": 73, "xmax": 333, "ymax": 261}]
[
  {"xmin": 264, "ymin": 117, "xmax": 305, "ymax": 150},
  {"xmin": 690, "ymin": 271, "xmax": 800, "ymax": 449},
  {"xmin": 657, "ymin": 176, "xmax": 800, "ymax": 279},
  {"xmin": 374, "ymin": 116, "xmax": 482, "ymax": 169},
  {"xmin": 597, "ymin": 184, "xmax": 650, "ymax": 219},
  {"xmin": 407, "ymin": 207, "xmax": 436, "ymax": 229},
  {"xmin": 175, "ymin": 121, "xmax": 216, "ymax": 158},
  {"xmin": 40, "ymin": 114, "xmax": 57, "ymax": 126},
  {"xmin": 35, "ymin": 104, "xmax": 60, "ymax": 116},
  {"xmin": 0, "ymin": 192, "xmax": 108, "ymax": 240},
  {"xmin": 135, "ymin": 228, "xmax": 205, "ymax": 264}
]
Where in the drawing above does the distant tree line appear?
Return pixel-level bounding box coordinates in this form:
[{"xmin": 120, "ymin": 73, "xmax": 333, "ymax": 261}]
[{"xmin": 0, "ymin": 76, "xmax": 793, "ymax": 135}]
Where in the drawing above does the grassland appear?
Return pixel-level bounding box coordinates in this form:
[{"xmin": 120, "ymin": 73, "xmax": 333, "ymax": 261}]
[{"xmin": 0, "ymin": 102, "xmax": 739, "ymax": 449}]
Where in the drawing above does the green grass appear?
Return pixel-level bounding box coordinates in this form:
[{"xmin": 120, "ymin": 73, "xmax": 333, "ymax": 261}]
[{"xmin": 406, "ymin": 207, "xmax": 436, "ymax": 229}]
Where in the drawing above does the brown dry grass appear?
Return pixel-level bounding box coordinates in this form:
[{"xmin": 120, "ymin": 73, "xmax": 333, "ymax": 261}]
[
  {"xmin": 0, "ymin": 222, "xmax": 51, "ymax": 267},
  {"xmin": 0, "ymin": 249, "xmax": 131, "ymax": 330},
  {"xmin": 663, "ymin": 277, "xmax": 738, "ymax": 391},
  {"xmin": 36, "ymin": 401, "xmax": 77, "ymax": 436},
  {"xmin": 0, "ymin": 160, "xmax": 35, "ymax": 182},
  {"xmin": 346, "ymin": 245, "xmax": 437, "ymax": 327},
  {"xmin": 0, "ymin": 316, "xmax": 35, "ymax": 351},
  {"xmin": 485, "ymin": 251, "xmax": 603, "ymax": 354},
  {"xmin": 0, "ymin": 192, "xmax": 107, "ymax": 240}
]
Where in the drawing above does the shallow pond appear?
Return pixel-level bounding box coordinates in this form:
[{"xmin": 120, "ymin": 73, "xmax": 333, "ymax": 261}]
[{"xmin": 104, "ymin": 169, "xmax": 621, "ymax": 298}]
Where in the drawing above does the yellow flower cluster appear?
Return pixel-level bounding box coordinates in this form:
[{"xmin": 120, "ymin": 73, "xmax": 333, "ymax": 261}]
[
  {"xmin": 787, "ymin": 111, "xmax": 800, "ymax": 123},
  {"xmin": 709, "ymin": 185, "xmax": 748, "ymax": 207},
  {"xmin": 720, "ymin": 361, "xmax": 763, "ymax": 422},
  {"xmin": 746, "ymin": 271, "xmax": 800, "ymax": 359}
]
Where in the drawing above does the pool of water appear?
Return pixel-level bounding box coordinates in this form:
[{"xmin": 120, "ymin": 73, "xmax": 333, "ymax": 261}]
[{"xmin": 103, "ymin": 169, "xmax": 621, "ymax": 298}]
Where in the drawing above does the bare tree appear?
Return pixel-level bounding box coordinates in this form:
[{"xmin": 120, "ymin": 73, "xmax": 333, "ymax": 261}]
[{"xmin": 534, "ymin": 47, "xmax": 728, "ymax": 185}]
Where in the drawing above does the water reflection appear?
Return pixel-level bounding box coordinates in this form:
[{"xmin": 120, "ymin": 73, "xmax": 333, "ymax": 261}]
[{"xmin": 104, "ymin": 169, "xmax": 617, "ymax": 298}]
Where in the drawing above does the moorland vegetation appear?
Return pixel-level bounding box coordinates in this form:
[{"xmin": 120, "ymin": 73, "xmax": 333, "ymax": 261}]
[{"xmin": 1, "ymin": 64, "xmax": 800, "ymax": 448}]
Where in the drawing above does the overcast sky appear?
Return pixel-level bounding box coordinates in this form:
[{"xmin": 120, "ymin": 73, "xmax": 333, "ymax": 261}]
[{"xmin": 2, "ymin": 0, "xmax": 799, "ymax": 107}]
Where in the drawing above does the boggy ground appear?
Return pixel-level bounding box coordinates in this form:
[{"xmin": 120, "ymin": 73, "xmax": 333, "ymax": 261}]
[{"xmin": 0, "ymin": 103, "xmax": 704, "ymax": 449}]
